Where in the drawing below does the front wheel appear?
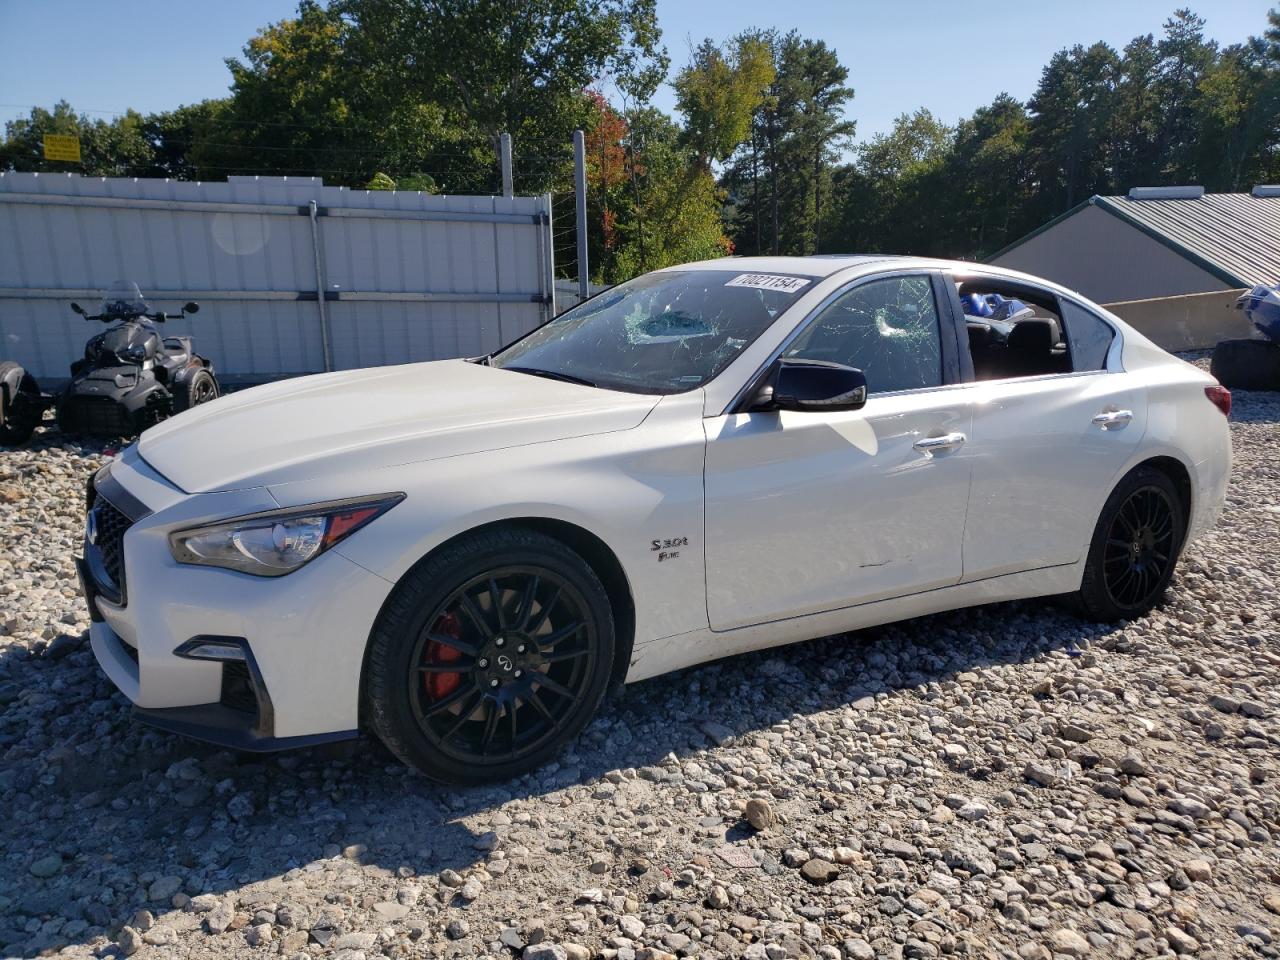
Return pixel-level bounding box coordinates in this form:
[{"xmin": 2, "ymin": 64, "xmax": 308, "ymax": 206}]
[
  {"xmin": 1073, "ymin": 466, "xmax": 1186, "ymax": 622},
  {"xmin": 364, "ymin": 527, "xmax": 615, "ymax": 783}
]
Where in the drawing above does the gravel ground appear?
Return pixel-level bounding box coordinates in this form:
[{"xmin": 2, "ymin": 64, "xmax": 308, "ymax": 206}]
[{"xmin": 1, "ymin": 366, "xmax": 1278, "ymax": 960}]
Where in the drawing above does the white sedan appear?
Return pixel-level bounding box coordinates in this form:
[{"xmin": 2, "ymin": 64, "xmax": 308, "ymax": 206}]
[{"xmin": 81, "ymin": 256, "xmax": 1232, "ymax": 782}]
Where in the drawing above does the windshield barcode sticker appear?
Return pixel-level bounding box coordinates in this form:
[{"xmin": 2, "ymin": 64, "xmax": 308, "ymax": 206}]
[{"xmin": 725, "ymin": 273, "xmax": 811, "ymax": 293}]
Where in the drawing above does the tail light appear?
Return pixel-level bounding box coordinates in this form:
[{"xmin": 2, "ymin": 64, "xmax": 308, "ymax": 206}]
[{"xmin": 1205, "ymin": 384, "xmax": 1231, "ymax": 417}]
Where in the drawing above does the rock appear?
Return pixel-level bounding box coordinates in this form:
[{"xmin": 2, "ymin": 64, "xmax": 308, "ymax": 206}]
[
  {"xmin": 226, "ymin": 792, "xmax": 255, "ymax": 820},
  {"xmin": 1059, "ymin": 723, "xmax": 1092, "ymax": 742},
  {"xmin": 744, "ymin": 797, "xmax": 776, "ymax": 831},
  {"xmin": 700, "ymin": 720, "xmax": 734, "ymax": 745},
  {"xmin": 335, "ymin": 933, "xmax": 377, "ymax": 950},
  {"xmin": 1120, "ymin": 751, "xmax": 1152, "ymax": 777},
  {"xmin": 28, "ymin": 854, "xmax": 61, "ymax": 878},
  {"xmin": 1166, "ymin": 927, "xmax": 1200, "ymax": 954},
  {"xmin": 564, "ymin": 944, "xmax": 591, "ymax": 960},
  {"xmin": 44, "ymin": 632, "xmax": 84, "ymax": 660},
  {"xmin": 1183, "ymin": 859, "xmax": 1212, "ymax": 882},
  {"xmin": 1023, "ymin": 761, "xmax": 1060, "ymax": 787},
  {"xmin": 446, "ymin": 918, "xmax": 470, "ymax": 939},
  {"xmin": 1169, "ymin": 797, "xmax": 1211, "ymax": 819},
  {"xmin": 1236, "ymin": 922, "xmax": 1273, "ymax": 945},
  {"xmin": 1018, "ymin": 945, "xmax": 1051, "ymax": 960},
  {"xmin": 1049, "ymin": 928, "xmax": 1091, "ymax": 956},
  {"xmin": 1265, "ymin": 892, "xmax": 1280, "ymax": 915},
  {"xmin": 881, "ymin": 838, "xmax": 919, "ymax": 860},
  {"xmin": 525, "ymin": 945, "xmax": 569, "ymax": 960},
  {"xmin": 245, "ymin": 922, "xmax": 273, "ymax": 946},
  {"xmin": 147, "ymin": 875, "xmax": 182, "ymax": 901},
  {"xmin": 118, "ymin": 926, "xmax": 143, "ymax": 956},
  {"xmin": 373, "ymin": 900, "xmax": 410, "ymax": 921},
  {"xmin": 501, "ymin": 928, "xmax": 527, "ymax": 950},
  {"xmin": 619, "ymin": 915, "xmax": 646, "ymax": 939},
  {"xmin": 206, "ymin": 903, "xmax": 234, "ymax": 934},
  {"xmin": 800, "ymin": 858, "xmax": 839, "ymax": 884},
  {"xmin": 141, "ymin": 925, "xmax": 177, "ymax": 946},
  {"xmin": 1209, "ymin": 693, "xmax": 1241, "ymax": 713}
]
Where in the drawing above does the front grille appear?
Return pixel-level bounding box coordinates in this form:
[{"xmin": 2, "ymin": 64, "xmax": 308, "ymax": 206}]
[{"xmin": 91, "ymin": 496, "xmax": 133, "ymax": 601}]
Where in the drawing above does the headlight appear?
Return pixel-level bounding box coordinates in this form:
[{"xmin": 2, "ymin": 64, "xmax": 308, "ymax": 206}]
[{"xmin": 169, "ymin": 494, "xmax": 403, "ymax": 576}]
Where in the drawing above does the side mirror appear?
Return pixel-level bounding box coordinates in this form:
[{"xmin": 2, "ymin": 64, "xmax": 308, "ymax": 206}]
[
  {"xmin": 750, "ymin": 358, "xmax": 868, "ymax": 413},
  {"xmin": 183, "ymin": 302, "xmax": 199, "ymax": 314},
  {"xmin": 70, "ymin": 302, "xmax": 85, "ymax": 315}
]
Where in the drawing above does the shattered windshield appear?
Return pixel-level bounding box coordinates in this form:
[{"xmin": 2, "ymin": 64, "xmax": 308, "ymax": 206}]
[{"xmin": 491, "ymin": 270, "xmax": 814, "ymax": 394}]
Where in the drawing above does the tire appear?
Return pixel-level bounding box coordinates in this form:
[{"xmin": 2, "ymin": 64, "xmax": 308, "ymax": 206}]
[
  {"xmin": 173, "ymin": 367, "xmax": 219, "ymax": 413},
  {"xmin": 1073, "ymin": 466, "xmax": 1186, "ymax": 622},
  {"xmin": 0, "ymin": 362, "xmax": 40, "ymax": 446},
  {"xmin": 1210, "ymin": 338, "xmax": 1280, "ymax": 391},
  {"xmin": 364, "ymin": 526, "xmax": 615, "ymax": 783}
]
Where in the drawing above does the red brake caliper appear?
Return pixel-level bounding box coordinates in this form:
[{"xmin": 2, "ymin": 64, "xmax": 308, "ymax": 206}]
[{"xmin": 423, "ymin": 611, "xmax": 464, "ymax": 700}]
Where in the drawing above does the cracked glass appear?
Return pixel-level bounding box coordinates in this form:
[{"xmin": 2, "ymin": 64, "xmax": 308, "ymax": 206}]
[
  {"xmin": 782, "ymin": 275, "xmax": 943, "ymax": 394},
  {"xmin": 492, "ymin": 270, "xmax": 812, "ymax": 394}
]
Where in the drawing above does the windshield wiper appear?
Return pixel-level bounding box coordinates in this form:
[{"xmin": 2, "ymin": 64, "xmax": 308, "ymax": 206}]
[{"xmin": 502, "ymin": 366, "xmax": 597, "ymax": 388}]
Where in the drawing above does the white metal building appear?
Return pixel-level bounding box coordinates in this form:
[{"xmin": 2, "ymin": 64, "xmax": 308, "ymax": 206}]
[{"xmin": 987, "ymin": 186, "xmax": 1280, "ymax": 304}]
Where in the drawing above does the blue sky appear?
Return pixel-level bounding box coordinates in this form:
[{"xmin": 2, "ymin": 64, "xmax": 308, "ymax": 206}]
[{"xmin": 0, "ymin": 0, "xmax": 1271, "ymax": 144}]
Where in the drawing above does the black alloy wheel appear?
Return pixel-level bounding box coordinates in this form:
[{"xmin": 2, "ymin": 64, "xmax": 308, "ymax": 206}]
[
  {"xmin": 365, "ymin": 527, "xmax": 615, "ymax": 783},
  {"xmin": 1074, "ymin": 465, "xmax": 1185, "ymax": 622},
  {"xmin": 410, "ymin": 566, "xmax": 598, "ymax": 762},
  {"xmin": 189, "ymin": 370, "xmax": 218, "ymax": 406},
  {"xmin": 175, "ymin": 368, "xmax": 218, "ymax": 412},
  {"xmin": 1101, "ymin": 485, "xmax": 1176, "ymax": 609}
]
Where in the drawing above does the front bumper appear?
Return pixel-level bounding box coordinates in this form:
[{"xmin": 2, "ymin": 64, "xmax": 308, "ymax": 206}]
[{"xmin": 82, "ymin": 450, "xmax": 394, "ymax": 749}]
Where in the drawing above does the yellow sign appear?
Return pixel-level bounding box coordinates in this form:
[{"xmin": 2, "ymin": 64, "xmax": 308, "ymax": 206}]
[{"xmin": 43, "ymin": 134, "xmax": 81, "ymax": 163}]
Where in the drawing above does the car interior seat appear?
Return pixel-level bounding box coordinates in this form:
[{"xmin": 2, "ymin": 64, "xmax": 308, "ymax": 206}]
[{"xmin": 999, "ymin": 318, "xmax": 1057, "ymax": 377}]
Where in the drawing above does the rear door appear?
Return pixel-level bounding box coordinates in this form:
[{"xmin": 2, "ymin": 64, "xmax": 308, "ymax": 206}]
[
  {"xmin": 703, "ymin": 271, "xmax": 973, "ymax": 630},
  {"xmin": 951, "ymin": 282, "xmax": 1148, "ymax": 580}
]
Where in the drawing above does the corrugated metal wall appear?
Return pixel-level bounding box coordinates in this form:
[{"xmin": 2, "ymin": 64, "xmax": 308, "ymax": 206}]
[{"xmin": 0, "ymin": 172, "xmax": 555, "ymax": 382}]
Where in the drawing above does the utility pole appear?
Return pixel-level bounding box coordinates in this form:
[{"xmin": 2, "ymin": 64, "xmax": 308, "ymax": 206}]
[
  {"xmin": 573, "ymin": 129, "xmax": 589, "ymax": 303},
  {"xmin": 499, "ymin": 132, "xmax": 513, "ymax": 198}
]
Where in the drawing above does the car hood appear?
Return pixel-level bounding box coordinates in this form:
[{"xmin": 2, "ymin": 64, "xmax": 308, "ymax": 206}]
[{"xmin": 137, "ymin": 360, "xmax": 660, "ymax": 493}]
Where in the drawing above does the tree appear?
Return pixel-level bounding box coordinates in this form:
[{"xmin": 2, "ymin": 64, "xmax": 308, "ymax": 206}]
[
  {"xmin": 674, "ymin": 33, "xmax": 775, "ymax": 169},
  {"xmin": 1027, "ymin": 42, "xmax": 1121, "ymax": 218},
  {"xmin": 338, "ymin": 0, "xmax": 667, "ymax": 161},
  {"xmin": 774, "ymin": 35, "xmax": 855, "ymax": 253},
  {"xmin": 830, "ymin": 108, "xmax": 952, "ymax": 255},
  {"xmin": 0, "ymin": 101, "xmax": 154, "ymax": 177},
  {"xmin": 1153, "ymin": 8, "xmax": 1218, "ymax": 180},
  {"xmin": 721, "ymin": 30, "xmax": 854, "ymax": 257}
]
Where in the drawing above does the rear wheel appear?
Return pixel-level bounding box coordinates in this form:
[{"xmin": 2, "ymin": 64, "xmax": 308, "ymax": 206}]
[
  {"xmin": 364, "ymin": 527, "xmax": 615, "ymax": 783},
  {"xmin": 1074, "ymin": 466, "xmax": 1185, "ymax": 621},
  {"xmin": 0, "ymin": 362, "xmax": 40, "ymax": 446},
  {"xmin": 174, "ymin": 368, "xmax": 218, "ymax": 413}
]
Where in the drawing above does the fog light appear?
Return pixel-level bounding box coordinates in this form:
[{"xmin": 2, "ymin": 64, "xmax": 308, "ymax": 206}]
[{"xmin": 174, "ymin": 637, "xmax": 247, "ymax": 661}]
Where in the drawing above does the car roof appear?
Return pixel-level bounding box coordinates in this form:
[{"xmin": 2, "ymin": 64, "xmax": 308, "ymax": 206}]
[
  {"xmin": 656, "ymin": 254, "xmax": 910, "ymax": 278},
  {"xmin": 657, "ymin": 254, "xmax": 1102, "ymax": 303}
]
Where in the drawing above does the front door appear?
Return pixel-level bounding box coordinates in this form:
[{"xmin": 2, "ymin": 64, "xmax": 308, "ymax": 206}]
[{"xmin": 703, "ymin": 273, "xmax": 973, "ymax": 631}]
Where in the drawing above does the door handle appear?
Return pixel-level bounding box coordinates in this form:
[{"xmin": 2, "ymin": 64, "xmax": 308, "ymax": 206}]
[
  {"xmin": 1092, "ymin": 409, "xmax": 1133, "ymax": 429},
  {"xmin": 913, "ymin": 432, "xmax": 966, "ymax": 454}
]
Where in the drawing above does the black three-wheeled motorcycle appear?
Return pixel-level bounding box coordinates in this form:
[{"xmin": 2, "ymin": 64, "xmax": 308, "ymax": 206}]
[{"xmin": 0, "ymin": 282, "xmax": 220, "ymax": 445}]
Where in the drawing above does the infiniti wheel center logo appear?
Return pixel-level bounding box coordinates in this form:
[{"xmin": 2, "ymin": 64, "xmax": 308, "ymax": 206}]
[{"xmin": 497, "ymin": 654, "xmax": 514, "ymax": 672}]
